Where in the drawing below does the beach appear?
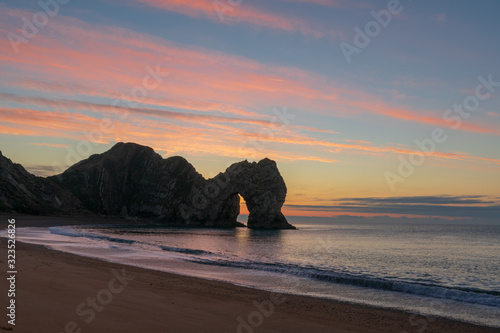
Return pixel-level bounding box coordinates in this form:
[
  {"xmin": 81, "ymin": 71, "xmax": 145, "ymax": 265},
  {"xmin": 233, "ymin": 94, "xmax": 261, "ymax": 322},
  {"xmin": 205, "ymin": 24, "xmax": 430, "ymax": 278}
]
[
  {"xmin": 1, "ymin": 217, "xmax": 498, "ymax": 333},
  {"xmin": 2, "ymin": 0, "xmax": 499, "ymax": 331}
]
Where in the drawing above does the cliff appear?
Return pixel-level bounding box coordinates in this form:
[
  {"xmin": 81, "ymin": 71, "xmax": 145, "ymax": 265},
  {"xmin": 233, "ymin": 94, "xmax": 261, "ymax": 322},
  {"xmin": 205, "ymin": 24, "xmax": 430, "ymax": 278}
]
[
  {"xmin": 0, "ymin": 151, "xmax": 83, "ymax": 215},
  {"xmin": 1, "ymin": 143, "xmax": 295, "ymax": 229}
]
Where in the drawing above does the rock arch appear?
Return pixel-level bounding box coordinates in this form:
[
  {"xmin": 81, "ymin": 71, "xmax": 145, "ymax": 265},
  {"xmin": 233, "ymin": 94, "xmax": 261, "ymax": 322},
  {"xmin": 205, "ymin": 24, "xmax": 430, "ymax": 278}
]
[
  {"xmin": 45, "ymin": 143, "xmax": 295, "ymax": 229},
  {"xmin": 207, "ymin": 158, "xmax": 295, "ymax": 229}
]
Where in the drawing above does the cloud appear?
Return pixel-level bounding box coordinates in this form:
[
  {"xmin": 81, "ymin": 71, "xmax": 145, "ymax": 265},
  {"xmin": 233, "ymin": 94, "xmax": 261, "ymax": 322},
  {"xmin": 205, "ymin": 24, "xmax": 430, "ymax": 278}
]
[
  {"xmin": 334, "ymin": 195, "xmax": 497, "ymax": 205},
  {"xmin": 273, "ymin": 0, "xmax": 344, "ymax": 7},
  {"xmin": 0, "ymin": 105, "xmax": 342, "ymax": 164},
  {"xmin": 9, "ymin": 79, "xmax": 265, "ymax": 118},
  {"xmin": 134, "ymin": 0, "xmax": 341, "ymax": 38},
  {"xmin": 0, "ymin": 92, "xmax": 272, "ymax": 127},
  {"xmin": 25, "ymin": 164, "xmax": 64, "ymax": 177},
  {"xmin": 2, "ymin": 90, "xmax": 500, "ymax": 167},
  {"xmin": 28, "ymin": 143, "xmax": 69, "ymax": 148},
  {"xmin": 1, "ymin": 6, "xmax": 498, "ymax": 138},
  {"xmin": 1, "ymin": 5, "xmax": 499, "ymax": 171},
  {"xmin": 286, "ymin": 195, "xmax": 500, "ymax": 219},
  {"xmin": 243, "ymin": 130, "xmax": 500, "ymax": 165},
  {"xmin": 341, "ymin": 100, "xmax": 500, "ymax": 136}
]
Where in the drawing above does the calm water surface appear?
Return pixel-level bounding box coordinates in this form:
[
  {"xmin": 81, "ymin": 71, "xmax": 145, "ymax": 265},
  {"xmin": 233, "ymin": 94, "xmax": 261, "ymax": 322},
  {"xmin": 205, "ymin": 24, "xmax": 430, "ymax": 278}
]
[{"xmin": 12, "ymin": 220, "xmax": 500, "ymax": 328}]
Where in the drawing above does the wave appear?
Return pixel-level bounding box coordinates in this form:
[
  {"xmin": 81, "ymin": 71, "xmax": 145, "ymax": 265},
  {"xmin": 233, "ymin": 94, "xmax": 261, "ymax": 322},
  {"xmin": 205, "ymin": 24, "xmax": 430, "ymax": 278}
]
[
  {"xmin": 183, "ymin": 257, "xmax": 500, "ymax": 308},
  {"xmin": 159, "ymin": 245, "xmax": 211, "ymax": 255},
  {"xmin": 49, "ymin": 226, "xmax": 212, "ymax": 255},
  {"xmin": 48, "ymin": 226, "xmax": 500, "ymax": 308},
  {"xmin": 49, "ymin": 226, "xmax": 136, "ymax": 244}
]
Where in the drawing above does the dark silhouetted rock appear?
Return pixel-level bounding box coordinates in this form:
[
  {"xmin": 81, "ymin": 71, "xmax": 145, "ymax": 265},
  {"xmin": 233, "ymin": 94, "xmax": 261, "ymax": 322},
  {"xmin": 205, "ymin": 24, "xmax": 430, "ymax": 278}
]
[
  {"xmin": 50, "ymin": 143, "xmax": 208, "ymax": 224},
  {"xmin": 1, "ymin": 143, "xmax": 295, "ymax": 229},
  {"xmin": 195, "ymin": 158, "xmax": 293, "ymax": 229},
  {"xmin": 0, "ymin": 151, "xmax": 84, "ymax": 215}
]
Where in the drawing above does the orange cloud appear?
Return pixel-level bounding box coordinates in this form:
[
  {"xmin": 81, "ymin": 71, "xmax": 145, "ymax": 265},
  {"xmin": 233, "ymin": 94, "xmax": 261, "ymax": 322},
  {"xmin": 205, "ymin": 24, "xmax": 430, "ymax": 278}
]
[
  {"xmin": 9, "ymin": 79, "xmax": 265, "ymax": 118},
  {"xmin": 282, "ymin": 206, "xmax": 460, "ymax": 219},
  {"xmin": 0, "ymin": 93, "xmax": 272, "ymax": 128},
  {"xmin": 135, "ymin": 0, "xmax": 340, "ymax": 38},
  {"xmin": 0, "ymin": 106, "xmax": 338, "ymax": 164},
  {"xmin": 274, "ymin": 0, "xmax": 344, "ymax": 7},
  {"xmin": 242, "ymin": 130, "xmax": 500, "ymax": 165},
  {"xmin": 28, "ymin": 143, "xmax": 69, "ymax": 148},
  {"xmin": 3, "ymin": 101, "xmax": 498, "ymax": 169},
  {"xmin": 1, "ymin": 8, "xmax": 497, "ymax": 138},
  {"xmin": 367, "ymin": 104, "xmax": 500, "ymax": 136},
  {"xmin": 1, "ymin": 4, "xmax": 499, "ymax": 176}
]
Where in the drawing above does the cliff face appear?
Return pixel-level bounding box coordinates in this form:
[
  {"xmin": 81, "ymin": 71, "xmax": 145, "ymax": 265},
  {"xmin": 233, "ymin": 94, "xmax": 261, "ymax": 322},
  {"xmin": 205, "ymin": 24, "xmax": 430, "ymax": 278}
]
[
  {"xmin": 0, "ymin": 151, "xmax": 83, "ymax": 215},
  {"xmin": 49, "ymin": 143, "xmax": 210, "ymax": 224},
  {"xmin": 1, "ymin": 143, "xmax": 295, "ymax": 229}
]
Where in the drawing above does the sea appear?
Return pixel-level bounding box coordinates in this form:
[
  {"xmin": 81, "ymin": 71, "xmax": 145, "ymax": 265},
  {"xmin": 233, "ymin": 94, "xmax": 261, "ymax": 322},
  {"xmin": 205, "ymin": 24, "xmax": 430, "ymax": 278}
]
[{"xmin": 8, "ymin": 218, "xmax": 500, "ymax": 328}]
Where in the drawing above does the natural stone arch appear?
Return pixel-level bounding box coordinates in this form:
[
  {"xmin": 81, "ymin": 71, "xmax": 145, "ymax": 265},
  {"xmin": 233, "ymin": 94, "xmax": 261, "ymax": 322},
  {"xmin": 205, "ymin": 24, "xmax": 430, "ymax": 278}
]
[
  {"xmin": 208, "ymin": 158, "xmax": 294, "ymax": 229},
  {"xmin": 48, "ymin": 143, "xmax": 295, "ymax": 229}
]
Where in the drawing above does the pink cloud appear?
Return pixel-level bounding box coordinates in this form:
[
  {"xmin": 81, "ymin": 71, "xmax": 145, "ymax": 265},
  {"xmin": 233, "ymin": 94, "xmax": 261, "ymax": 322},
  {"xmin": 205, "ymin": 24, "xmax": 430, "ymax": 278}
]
[
  {"xmin": 275, "ymin": 0, "xmax": 343, "ymax": 6},
  {"xmin": 1, "ymin": 4, "xmax": 499, "ymax": 169},
  {"xmin": 2, "ymin": 102, "xmax": 499, "ymax": 168},
  {"xmin": 28, "ymin": 143, "xmax": 70, "ymax": 148},
  {"xmin": 2, "ymin": 7, "xmax": 494, "ymax": 137},
  {"xmin": 135, "ymin": 0, "xmax": 341, "ymax": 38}
]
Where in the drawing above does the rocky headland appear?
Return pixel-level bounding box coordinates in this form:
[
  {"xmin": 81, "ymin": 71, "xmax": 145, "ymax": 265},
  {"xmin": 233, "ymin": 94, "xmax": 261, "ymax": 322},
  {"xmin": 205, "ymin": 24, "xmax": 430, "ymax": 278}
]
[{"xmin": 0, "ymin": 143, "xmax": 295, "ymax": 229}]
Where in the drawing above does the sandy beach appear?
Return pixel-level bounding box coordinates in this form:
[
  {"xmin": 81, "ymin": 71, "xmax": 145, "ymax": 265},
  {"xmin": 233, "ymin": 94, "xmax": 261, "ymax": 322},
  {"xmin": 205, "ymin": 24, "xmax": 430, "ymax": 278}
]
[
  {"xmin": 2, "ymin": 0, "xmax": 499, "ymax": 330},
  {"xmin": 0, "ymin": 216, "xmax": 497, "ymax": 333}
]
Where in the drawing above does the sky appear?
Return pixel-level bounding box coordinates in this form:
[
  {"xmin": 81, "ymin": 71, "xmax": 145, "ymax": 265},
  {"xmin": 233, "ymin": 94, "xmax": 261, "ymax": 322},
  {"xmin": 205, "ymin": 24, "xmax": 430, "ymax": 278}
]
[{"xmin": 0, "ymin": 0, "xmax": 499, "ymax": 222}]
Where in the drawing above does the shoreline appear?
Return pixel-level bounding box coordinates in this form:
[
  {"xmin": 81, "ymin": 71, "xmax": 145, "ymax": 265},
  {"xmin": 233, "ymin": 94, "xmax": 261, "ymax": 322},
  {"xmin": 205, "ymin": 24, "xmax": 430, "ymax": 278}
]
[
  {"xmin": 1, "ymin": 215, "xmax": 499, "ymax": 332},
  {"xmin": 0, "ymin": 243, "xmax": 498, "ymax": 332}
]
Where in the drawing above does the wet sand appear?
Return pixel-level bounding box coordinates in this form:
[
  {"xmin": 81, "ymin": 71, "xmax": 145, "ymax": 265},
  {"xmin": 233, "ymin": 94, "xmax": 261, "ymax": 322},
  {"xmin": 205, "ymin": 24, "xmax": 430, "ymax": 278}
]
[{"xmin": 0, "ymin": 215, "xmax": 498, "ymax": 333}]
